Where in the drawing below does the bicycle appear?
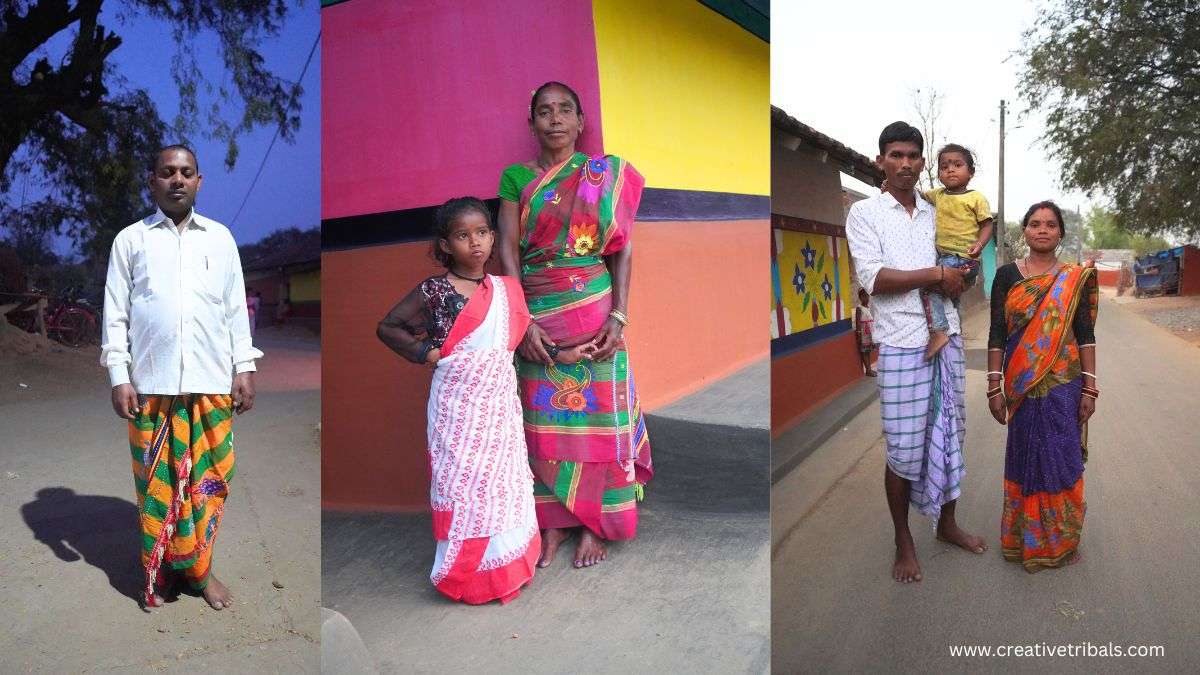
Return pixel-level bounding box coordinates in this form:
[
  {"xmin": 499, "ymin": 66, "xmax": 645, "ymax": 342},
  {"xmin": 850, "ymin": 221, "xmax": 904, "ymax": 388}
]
[
  {"xmin": 46, "ymin": 286, "xmax": 100, "ymax": 347},
  {"xmin": 5, "ymin": 286, "xmax": 100, "ymax": 348}
]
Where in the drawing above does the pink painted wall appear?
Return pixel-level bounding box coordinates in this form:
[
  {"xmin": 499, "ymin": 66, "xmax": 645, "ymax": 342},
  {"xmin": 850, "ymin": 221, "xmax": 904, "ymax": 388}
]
[{"xmin": 321, "ymin": 0, "xmax": 605, "ymax": 219}]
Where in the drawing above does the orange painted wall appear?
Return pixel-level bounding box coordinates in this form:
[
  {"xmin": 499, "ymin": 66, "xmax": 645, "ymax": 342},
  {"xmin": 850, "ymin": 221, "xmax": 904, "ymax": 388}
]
[
  {"xmin": 771, "ymin": 330, "xmax": 863, "ymax": 436},
  {"xmin": 1097, "ymin": 269, "xmax": 1120, "ymax": 287},
  {"xmin": 322, "ymin": 219, "xmax": 767, "ymax": 511}
]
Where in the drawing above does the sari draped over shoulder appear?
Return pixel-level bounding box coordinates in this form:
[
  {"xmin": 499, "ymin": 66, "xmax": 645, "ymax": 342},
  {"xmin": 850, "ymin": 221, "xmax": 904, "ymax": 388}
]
[
  {"xmin": 513, "ymin": 152, "xmax": 652, "ymax": 541},
  {"xmin": 999, "ymin": 263, "xmax": 1098, "ymax": 571},
  {"xmin": 426, "ymin": 275, "xmax": 540, "ymax": 604}
]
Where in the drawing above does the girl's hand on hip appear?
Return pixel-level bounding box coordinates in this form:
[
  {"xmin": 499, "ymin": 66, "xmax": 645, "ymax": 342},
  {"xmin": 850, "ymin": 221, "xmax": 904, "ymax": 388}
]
[
  {"xmin": 589, "ymin": 318, "xmax": 624, "ymax": 361},
  {"xmin": 988, "ymin": 393, "xmax": 1007, "ymax": 425},
  {"xmin": 1078, "ymin": 395, "xmax": 1096, "ymax": 426},
  {"xmin": 520, "ymin": 323, "xmax": 555, "ymax": 366}
]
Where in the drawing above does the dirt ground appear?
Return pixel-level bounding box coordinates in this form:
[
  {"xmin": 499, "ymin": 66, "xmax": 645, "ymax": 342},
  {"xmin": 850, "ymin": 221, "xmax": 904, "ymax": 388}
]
[
  {"xmin": 1104, "ymin": 287, "xmax": 1200, "ymax": 347},
  {"xmin": 0, "ymin": 322, "xmax": 319, "ymax": 408},
  {"xmin": 0, "ymin": 325, "xmax": 101, "ymax": 407},
  {"xmin": 1, "ymin": 328, "xmax": 322, "ymax": 673}
]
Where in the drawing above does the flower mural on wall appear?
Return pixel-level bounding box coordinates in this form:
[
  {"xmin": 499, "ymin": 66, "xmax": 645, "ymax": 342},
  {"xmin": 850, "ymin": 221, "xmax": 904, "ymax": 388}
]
[
  {"xmin": 801, "ymin": 241, "xmax": 817, "ymax": 268},
  {"xmin": 792, "ymin": 264, "xmax": 806, "ymax": 295}
]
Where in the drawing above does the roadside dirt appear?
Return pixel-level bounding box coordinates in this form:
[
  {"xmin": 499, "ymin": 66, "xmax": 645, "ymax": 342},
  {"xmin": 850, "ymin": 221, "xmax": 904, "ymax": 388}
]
[{"xmin": 1105, "ymin": 287, "xmax": 1200, "ymax": 348}]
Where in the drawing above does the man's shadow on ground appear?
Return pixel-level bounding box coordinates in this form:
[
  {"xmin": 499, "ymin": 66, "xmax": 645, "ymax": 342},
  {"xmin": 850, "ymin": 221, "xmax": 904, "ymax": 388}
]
[{"xmin": 20, "ymin": 487, "xmax": 143, "ymax": 602}]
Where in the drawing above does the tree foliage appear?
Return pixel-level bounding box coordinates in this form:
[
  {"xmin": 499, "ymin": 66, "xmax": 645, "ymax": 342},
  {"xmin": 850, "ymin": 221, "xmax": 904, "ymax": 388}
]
[
  {"xmin": 1019, "ymin": 0, "xmax": 1200, "ymax": 237},
  {"xmin": 0, "ymin": 0, "xmax": 304, "ymax": 260},
  {"xmin": 1083, "ymin": 205, "xmax": 1172, "ymax": 254},
  {"xmin": 237, "ymin": 225, "xmax": 318, "ymax": 268}
]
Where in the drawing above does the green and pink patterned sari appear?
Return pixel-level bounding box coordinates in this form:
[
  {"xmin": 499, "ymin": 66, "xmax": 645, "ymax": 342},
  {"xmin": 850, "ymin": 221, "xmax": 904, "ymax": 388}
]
[{"xmin": 506, "ymin": 151, "xmax": 652, "ymax": 541}]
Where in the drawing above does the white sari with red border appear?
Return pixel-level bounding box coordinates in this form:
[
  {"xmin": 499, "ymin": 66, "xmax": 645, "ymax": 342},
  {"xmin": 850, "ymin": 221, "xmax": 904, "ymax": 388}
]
[{"xmin": 426, "ymin": 275, "xmax": 539, "ymax": 604}]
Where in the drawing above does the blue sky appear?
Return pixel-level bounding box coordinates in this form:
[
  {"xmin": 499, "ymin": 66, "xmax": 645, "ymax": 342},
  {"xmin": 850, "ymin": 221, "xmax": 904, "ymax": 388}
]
[{"xmin": 16, "ymin": 1, "xmax": 320, "ymax": 254}]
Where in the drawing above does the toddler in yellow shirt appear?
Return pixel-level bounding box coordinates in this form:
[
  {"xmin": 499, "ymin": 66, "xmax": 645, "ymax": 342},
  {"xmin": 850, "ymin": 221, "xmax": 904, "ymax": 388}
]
[{"xmin": 921, "ymin": 144, "xmax": 994, "ymax": 360}]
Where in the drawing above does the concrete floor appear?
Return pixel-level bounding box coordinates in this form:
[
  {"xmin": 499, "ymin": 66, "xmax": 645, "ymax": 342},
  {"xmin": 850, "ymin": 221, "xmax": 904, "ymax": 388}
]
[
  {"xmin": 0, "ymin": 332, "xmax": 322, "ymax": 673},
  {"xmin": 322, "ymin": 359, "xmax": 770, "ymax": 674},
  {"xmin": 772, "ymin": 296, "xmax": 1200, "ymax": 672}
]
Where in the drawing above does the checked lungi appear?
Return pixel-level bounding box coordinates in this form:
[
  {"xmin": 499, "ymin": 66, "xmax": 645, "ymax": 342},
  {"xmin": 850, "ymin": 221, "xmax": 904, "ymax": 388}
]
[{"xmin": 877, "ymin": 335, "xmax": 966, "ymax": 519}]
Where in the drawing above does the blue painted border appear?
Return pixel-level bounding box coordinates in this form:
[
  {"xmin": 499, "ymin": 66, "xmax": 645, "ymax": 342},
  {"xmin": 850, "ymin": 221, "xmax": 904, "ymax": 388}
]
[
  {"xmin": 322, "ymin": 188, "xmax": 769, "ymax": 251},
  {"xmin": 771, "ymin": 318, "xmax": 853, "ymax": 358}
]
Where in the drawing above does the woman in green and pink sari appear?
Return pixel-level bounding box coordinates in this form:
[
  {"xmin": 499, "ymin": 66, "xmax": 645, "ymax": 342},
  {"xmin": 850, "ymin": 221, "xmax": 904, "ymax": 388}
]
[{"xmin": 498, "ymin": 81, "xmax": 652, "ymax": 569}]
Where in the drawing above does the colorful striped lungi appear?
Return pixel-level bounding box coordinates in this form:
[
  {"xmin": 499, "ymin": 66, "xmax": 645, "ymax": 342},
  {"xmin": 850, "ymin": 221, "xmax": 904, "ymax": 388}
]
[
  {"xmin": 130, "ymin": 394, "xmax": 234, "ymax": 605},
  {"xmin": 877, "ymin": 335, "xmax": 966, "ymax": 518}
]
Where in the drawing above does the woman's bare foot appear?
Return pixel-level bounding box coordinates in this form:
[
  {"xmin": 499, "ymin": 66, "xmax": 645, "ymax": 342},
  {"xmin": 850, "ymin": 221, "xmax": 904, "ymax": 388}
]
[
  {"xmin": 925, "ymin": 331, "xmax": 950, "ymax": 361},
  {"xmin": 936, "ymin": 521, "xmax": 987, "ymax": 554},
  {"xmin": 574, "ymin": 530, "xmax": 607, "ymax": 568},
  {"xmin": 537, "ymin": 528, "xmax": 569, "ymax": 568},
  {"xmin": 893, "ymin": 535, "xmax": 922, "ymax": 583},
  {"xmin": 201, "ymin": 575, "xmax": 233, "ymax": 610}
]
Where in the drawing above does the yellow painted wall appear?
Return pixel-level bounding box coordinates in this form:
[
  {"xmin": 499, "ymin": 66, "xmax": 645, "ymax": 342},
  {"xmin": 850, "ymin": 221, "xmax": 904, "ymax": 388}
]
[
  {"xmin": 290, "ymin": 269, "xmax": 321, "ymax": 303},
  {"xmin": 592, "ymin": 0, "xmax": 768, "ymax": 195}
]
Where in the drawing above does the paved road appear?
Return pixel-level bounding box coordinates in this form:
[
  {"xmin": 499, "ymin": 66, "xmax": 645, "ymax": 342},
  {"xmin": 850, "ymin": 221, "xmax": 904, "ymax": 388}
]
[
  {"xmin": 322, "ymin": 360, "xmax": 770, "ymax": 674},
  {"xmin": 0, "ymin": 333, "xmax": 321, "ymax": 673},
  {"xmin": 772, "ymin": 295, "xmax": 1200, "ymax": 672}
]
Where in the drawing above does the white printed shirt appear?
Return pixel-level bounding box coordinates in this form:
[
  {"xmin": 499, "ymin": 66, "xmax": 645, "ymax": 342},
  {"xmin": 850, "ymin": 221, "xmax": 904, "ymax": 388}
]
[
  {"xmin": 101, "ymin": 209, "xmax": 263, "ymax": 394},
  {"xmin": 845, "ymin": 191, "xmax": 960, "ymax": 348}
]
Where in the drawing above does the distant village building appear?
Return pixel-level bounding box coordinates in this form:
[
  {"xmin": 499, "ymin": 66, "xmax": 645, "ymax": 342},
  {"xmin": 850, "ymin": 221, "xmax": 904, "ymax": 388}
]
[
  {"xmin": 240, "ymin": 229, "xmax": 320, "ymax": 332},
  {"xmin": 1084, "ymin": 248, "xmax": 1135, "ymax": 289},
  {"xmin": 771, "ymin": 107, "xmax": 882, "ymax": 435}
]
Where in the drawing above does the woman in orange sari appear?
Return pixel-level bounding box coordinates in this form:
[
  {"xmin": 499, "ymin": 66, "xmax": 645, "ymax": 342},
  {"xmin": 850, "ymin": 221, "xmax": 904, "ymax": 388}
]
[{"xmin": 987, "ymin": 201, "xmax": 1098, "ymax": 572}]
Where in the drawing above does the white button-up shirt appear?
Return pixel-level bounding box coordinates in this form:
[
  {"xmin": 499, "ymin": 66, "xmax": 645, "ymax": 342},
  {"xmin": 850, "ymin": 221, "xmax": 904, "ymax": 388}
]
[
  {"xmin": 101, "ymin": 209, "xmax": 263, "ymax": 394},
  {"xmin": 846, "ymin": 190, "xmax": 960, "ymax": 348}
]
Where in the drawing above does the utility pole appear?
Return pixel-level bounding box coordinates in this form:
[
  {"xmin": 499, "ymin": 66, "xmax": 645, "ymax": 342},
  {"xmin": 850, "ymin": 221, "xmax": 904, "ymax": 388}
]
[{"xmin": 996, "ymin": 99, "xmax": 1006, "ymax": 264}]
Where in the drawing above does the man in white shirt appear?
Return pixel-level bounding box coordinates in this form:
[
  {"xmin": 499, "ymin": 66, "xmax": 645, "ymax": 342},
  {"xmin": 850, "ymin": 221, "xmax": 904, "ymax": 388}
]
[
  {"xmin": 101, "ymin": 145, "xmax": 262, "ymax": 610},
  {"xmin": 845, "ymin": 122, "xmax": 986, "ymax": 585}
]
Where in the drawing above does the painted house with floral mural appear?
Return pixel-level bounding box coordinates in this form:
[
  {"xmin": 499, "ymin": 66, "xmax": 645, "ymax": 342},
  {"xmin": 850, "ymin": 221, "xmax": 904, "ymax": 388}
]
[{"xmin": 770, "ymin": 107, "xmax": 882, "ymax": 435}]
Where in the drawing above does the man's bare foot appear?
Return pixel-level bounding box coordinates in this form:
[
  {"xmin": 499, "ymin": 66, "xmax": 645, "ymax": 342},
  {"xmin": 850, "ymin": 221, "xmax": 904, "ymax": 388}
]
[
  {"xmin": 537, "ymin": 528, "xmax": 569, "ymax": 568},
  {"xmin": 201, "ymin": 575, "xmax": 233, "ymax": 610},
  {"xmin": 143, "ymin": 568, "xmax": 180, "ymax": 609},
  {"xmin": 936, "ymin": 521, "xmax": 987, "ymax": 554},
  {"xmin": 574, "ymin": 529, "xmax": 607, "ymax": 568},
  {"xmin": 893, "ymin": 536, "xmax": 922, "ymax": 583},
  {"xmin": 924, "ymin": 331, "xmax": 950, "ymax": 361}
]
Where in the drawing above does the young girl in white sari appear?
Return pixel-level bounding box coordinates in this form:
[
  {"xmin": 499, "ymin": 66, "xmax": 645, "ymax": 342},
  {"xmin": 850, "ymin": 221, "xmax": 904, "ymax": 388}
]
[{"xmin": 376, "ymin": 197, "xmax": 592, "ymax": 603}]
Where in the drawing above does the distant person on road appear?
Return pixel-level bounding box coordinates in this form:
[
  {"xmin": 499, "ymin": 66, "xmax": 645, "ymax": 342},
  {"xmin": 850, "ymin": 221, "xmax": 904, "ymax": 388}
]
[
  {"xmin": 846, "ymin": 121, "xmax": 986, "ymax": 584},
  {"xmin": 376, "ymin": 197, "xmax": 543, "ymax": 604},
  {"xmin": 246, "ymin": 288, "xmax": 260, "ymax": 337},
  {"xmin": 855, "ymin": 288, "xmax": 877, "ymax": 376},
  {"xmin": 101, "ymin": 145, "xmax": 262, "ymax": 610},
  {"xmin": 276, "ymin": 297, "xmax": 292, "ymax": 326},
  {"xmin": 987, "ymin": 201, "xmax": 1097, "ymax": 572}
]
